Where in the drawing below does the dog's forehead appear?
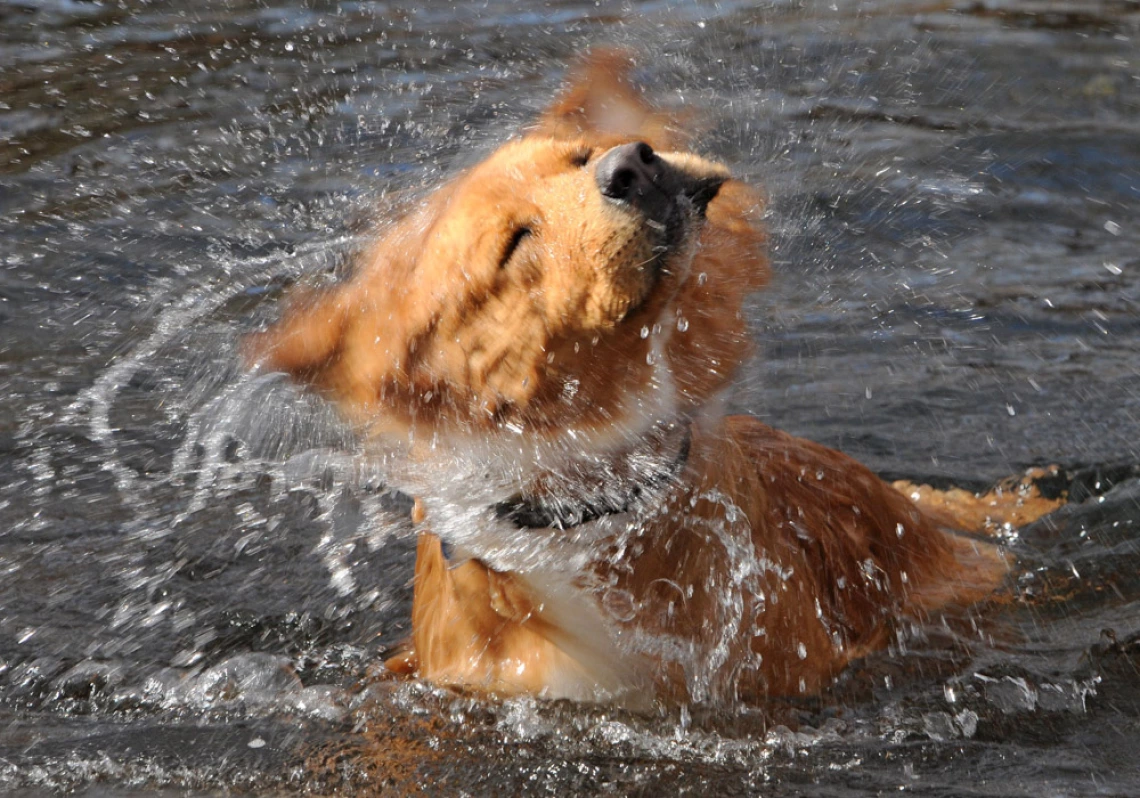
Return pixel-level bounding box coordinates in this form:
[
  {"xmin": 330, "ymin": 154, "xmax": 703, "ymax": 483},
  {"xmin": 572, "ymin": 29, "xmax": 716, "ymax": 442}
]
[
  {"xmin": 473, "ymin": 137, "xmax": 592, "ymax": 181},
  {"xmin": 433, "ymin": 137, "xmax": 606, "ymax": 233}
]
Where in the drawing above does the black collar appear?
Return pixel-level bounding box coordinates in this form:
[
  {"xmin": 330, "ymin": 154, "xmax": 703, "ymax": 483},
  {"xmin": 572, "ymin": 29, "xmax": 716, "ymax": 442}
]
[{"xmin": 491, "ymin": 425, "xmax": 692, "ymax": 530}]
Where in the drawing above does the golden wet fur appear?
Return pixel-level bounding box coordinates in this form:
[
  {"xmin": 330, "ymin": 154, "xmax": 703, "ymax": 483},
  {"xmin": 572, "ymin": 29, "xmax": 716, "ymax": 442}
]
[{"xmin": 247, "ymin": 52, "xmax": 1014, "ymax": 706}]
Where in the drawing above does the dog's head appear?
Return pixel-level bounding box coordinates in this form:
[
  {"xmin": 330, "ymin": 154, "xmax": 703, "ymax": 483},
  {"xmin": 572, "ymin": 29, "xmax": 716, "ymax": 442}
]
[{"xmin": 246, "ymin": 53, "xmax": 767, "ymax": 451}]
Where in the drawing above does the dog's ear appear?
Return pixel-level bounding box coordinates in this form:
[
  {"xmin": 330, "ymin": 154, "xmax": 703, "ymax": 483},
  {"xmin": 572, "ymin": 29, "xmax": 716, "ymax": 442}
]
[
  {"xmin": 243, "ymin": 268, "xmax": 428, "ymax": 418},
  {"xmin": 531, "ymin": 48, "xmax": 688, "ymax": 151},
  {"xmin": 243, "ymin": 285, "xmax": 350, "ymax": 384},
  {"xmin": 243, "ymin": 195, "xmax": 447, "ymax": 415}
]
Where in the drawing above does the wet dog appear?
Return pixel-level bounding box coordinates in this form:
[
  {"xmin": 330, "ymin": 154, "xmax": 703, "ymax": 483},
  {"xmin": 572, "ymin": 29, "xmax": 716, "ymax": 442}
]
[{"xmin": 247, "ymin": 53, "xmax": 1011, "ymax": 706}]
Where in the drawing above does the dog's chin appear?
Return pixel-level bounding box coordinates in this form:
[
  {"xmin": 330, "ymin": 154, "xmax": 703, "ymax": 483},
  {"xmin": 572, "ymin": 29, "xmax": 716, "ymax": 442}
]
[{"xmin": 623, "ymin": 200, "xmax": 708, "ymax": 323}]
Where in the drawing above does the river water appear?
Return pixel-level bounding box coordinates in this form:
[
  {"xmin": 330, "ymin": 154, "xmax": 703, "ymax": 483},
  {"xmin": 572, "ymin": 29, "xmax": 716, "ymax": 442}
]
[{"xmin": 2, "ymin": 0, "xmax": 1138, "ymax": 794}]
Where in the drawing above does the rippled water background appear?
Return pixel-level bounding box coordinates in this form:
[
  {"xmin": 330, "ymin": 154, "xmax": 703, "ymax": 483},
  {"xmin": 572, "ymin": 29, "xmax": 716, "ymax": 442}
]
[{"xmin": 2, "ymin": 0, "xmax": 1139, "ymax": 794}]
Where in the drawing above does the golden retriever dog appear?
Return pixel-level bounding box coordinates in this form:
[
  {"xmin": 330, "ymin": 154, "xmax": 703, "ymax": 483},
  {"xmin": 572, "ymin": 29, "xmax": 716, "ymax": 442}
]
[{"xmin": 247, "ymin": 52, "xmax": 1015, "ymax": 706}]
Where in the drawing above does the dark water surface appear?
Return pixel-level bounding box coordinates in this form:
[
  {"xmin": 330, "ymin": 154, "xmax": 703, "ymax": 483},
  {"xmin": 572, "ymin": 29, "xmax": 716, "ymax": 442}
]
[{"xmin": 2, "ymin": 0, "xmax": 1139, "ymax": 794}]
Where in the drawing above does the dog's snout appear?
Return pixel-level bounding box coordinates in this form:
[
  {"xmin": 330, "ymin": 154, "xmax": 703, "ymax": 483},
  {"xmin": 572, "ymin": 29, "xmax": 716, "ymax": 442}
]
[
  {"xmin": 595, "ymin": 142, "xmax": 660, "ymax": 202},
  {"xmin": 594, "ymin": 141, "xmax": 726, "ymax": 225}
]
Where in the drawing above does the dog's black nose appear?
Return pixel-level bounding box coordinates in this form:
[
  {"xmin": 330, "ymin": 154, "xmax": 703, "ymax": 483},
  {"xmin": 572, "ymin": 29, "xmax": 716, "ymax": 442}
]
[{"xmin": 594, "ymin": 141, "xmax": 660, "ymax": 202}]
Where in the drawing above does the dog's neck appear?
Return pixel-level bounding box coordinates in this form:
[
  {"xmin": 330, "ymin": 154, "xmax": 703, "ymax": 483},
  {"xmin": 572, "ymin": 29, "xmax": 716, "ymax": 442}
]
[
  {"xmin": 380, "ymin": 321, "xmax": 680, "ymax": 496},
  {"xmin": 490, "ymin": 419, "xmax": 692, "ymax": 531},
  {"xmin": 384, "ymin": 411, "xmax": 693, "ymax": 574}
]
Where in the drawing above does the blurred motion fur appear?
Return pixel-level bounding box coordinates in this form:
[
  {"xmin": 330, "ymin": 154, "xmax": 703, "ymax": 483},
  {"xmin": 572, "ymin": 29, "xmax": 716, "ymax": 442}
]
[{"xmin": 246, "ymin": 51, "xmax": 1009, "ymax": 706}]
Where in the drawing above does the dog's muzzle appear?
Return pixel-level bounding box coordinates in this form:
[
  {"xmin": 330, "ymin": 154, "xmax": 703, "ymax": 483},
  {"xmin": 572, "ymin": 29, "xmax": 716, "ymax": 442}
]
[{"xmin": 594, "ymin": 142, "xmax": 726, "ymax": 237}]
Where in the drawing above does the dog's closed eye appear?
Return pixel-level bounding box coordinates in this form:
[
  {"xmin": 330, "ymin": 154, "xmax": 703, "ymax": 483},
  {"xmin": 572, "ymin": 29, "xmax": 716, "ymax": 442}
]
[
  {"xmin": 499, "ymin": 226, "xmax": 533, "ymax": 269},
  {"xmin": 570, "ymin": 148, "xmax": 594, "ymax": 168}
]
